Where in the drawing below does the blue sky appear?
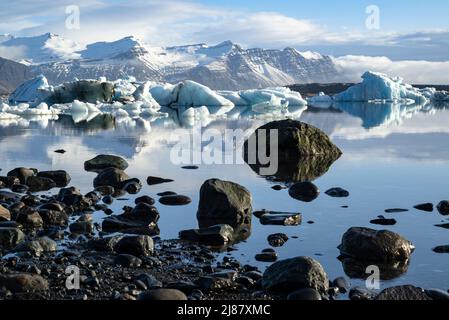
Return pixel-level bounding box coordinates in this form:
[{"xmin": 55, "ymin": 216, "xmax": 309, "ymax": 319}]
[{"xmin": 1, "ymin": 0, "xmax": 449, "ymax": 60}]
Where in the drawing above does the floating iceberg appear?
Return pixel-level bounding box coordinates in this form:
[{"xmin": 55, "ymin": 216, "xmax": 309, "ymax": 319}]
[
  {"xmin": 308, "ymin": 92, "xmax": 333, "ymax": 109},
  {"xmin": 334, "ymin": 71, "xmax": 427, "ymax": 104},
  {"xmin": 221, "ymin": 87, "xmax": 306, "ymax": 107},
  {"xmin": 8, "ymin": 75, "xmax": 53, "ymax": 105}
]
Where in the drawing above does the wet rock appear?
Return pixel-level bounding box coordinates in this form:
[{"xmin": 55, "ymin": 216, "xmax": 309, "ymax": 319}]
[
  {"xmin": 95, "ymin": 185, "xmax": 115, "ymax": 196},
  {"xmin": 120, "ymin": 178, "xmax": 142, "ymax": 194},
  {"xmin": 54, "ymin": 149, "xmax": 66, "ymax": 154},
  {"xmin": 244, "ymin": 120, "xmax": 342, "ymax": 183},
  {"xmin": 102, "ymin": 195, "xmax": 113, "ymax": 205},
  {"xmin": 114, "ymin": 254, "xmax": 142, "ymax": 267},
  {"xmin": 0, "ymin": 204, "xmax": 11, "ymax": 221},
  {"xmin": 435, "ymin": 223, "xmax": 449, "ymax": 229},
  {"xmin": 287, "ymin": 288, "xmax": 322, "ymax": 300},
  {"xmin": 38, "ymin": 209, "xmax": 69, "ymax": 227},
  {"xmin": 437, "ymin": 201, "xmax": 449, "ymax": 216},
  {"xmin": 262, "ymin": 256, "xmax": 329, "ymax": 293},
  {"xmin": 288, "ymin": 182, "xmax": 319, "ymax": 202},
  {"xmin": 157, "ymin": 191, "xmax": 177, "ymax": 197},
  {"xmin": 414, "ymin": 203, "xmax": 433, "ymax": 212},
  {"xmin": 0, "ymin": 176, "xmax": 20, "ymax": 189},
  {"xmin": 375, "ymin": 285, "xmax": 432, "ymax": 300},
  {"xmin": 0, "ymin": 227, "xmax": 25, "ymax": 249},
  {"xmin": 267, "ymin": 233, "xmax": 289, "ymax": 247},
  {"xmin": 26, "ymin": 176, "xmax": 57, "ymax": 192},
  {"xmin": 57, "ymin": 187, "xmax": 82, "ymax": 205},
  {"xmin": 16, "ymin": 209, "xmax": 44, "ymax": 229},
  {"xmin": 159, "ymin": 195, "xmax": 192, "ymax": 206},
  {"xmin": 37, "ymin": 170, "xmax": 71, "ymax": 188},
  {"xmin": 339, "ymin": 227, "xmax": 414, "ymax": 262},
  {"xmin": 84, "ymin": 154, "xmax": 129, "ymax": 172},
  {"xmin": 425, "ymin": 289, "xmax": 449, "ymax": 300},
  {"xmin": 69, "ymin": 221, "xmax": 94, "ymax": 234},
  {"xmin": 93, "ymin": 168, "xmax": 130, "ymax": 188},
  {"xmin": 102, "ymin": 203, "xmax": 160, "ymax": 235},
  {"xmin": 182, "ymin": 165, "xmax": 199, "ymax": 170},
  {"xmin": 196, "ymin": 276, "xmax": 236, "ymax": 292},
  {"xmin": 113, "ymin": 235, "xmax": 154, "ymax": 257},
  {"xmin": 7, "ymin": 167, "xmax": 37, "ymax": 184},
  {"xmin": 260, "ymin": 212, "xmax": 301, "ymax": 226},
  {"xmin": 432, "ymin": 245, "xmax": 449, "ymax": 253},
  {"xmin": 88, "ymin": 236, "xmax": 123, "ymax": 252},
  {"xmin": 179, "ymin": 224, "xmax": 234, "ymax": 245},
  {"xmin": 15, "ymin": 237, "xmax": 57, "ymax": 256},
  {"xmin": 385, "ymin": 208, "xmax": 408, "ymax": 213},
  {"xmin": 146, "ymin": 176, "xmax": 174, "ymax": 186},
  {"xmin": 0, "ymin": 273, "xmax": 48, "ymax": 292},
  {"xmin": 325, "ymin": 187, "xmax": 349, "ymax": 198},
  {"xmin": 255, "ymin": 250, "xmax": 278, "ymax": 262},
  {"xmin": 271, "ymin": 185, "xmax": 286, "ymax": 191},
  {"xmin": 370, "ymin": 217, "xmax": 397, "ymax": 226},
  {"xmin": 135, "ymin": 196, "xmax": 155, "ymax": 206},
  {"xmin": 138, "ymin": 289, "xmax": 187, "ymax": 300},
  {"xmin": 332, "ymin": 277, "xmax": 350, "ymax": 294},
  {"xmin": 349, "ymin": 287, "xmax": 376, "ymax": 300},
  {"xmin": 135, "ymin": 273, "xmax": 162, "ymax": 289},
  {"xmin": 197, "ymin": 179, "xmax": 252, "ymax": 229},
  {"xmin": 21, "ymin": 194, "xmax": 40, "ymax": 206},
  {"xmin": 11, "ymin": 184, "xmax": 29, "ymax": 193}
]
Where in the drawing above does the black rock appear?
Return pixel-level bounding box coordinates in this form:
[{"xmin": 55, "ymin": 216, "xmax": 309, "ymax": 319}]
[
  {"xmin": 159, "ymin": 195, "xmax": 191, "ymax": 206},
  {"xmin": 271, "ymin": 185, "xmax": 286, "ymax": 191},
  {"xmin": 7, "ymin": 167, "xmax": 37, "ymax": 184},
  {"xmin": 385, "ymin": 208, "xmax": 409, "ymax": 213},
  {"xmin": 93, "ymin": 168, "xmax": 130, "ymax": 188},
  {"xmin": 288, "ymin": 182, "xmax": 319, "ymax": 202},
  {"xmin": 26, "ymin": 176, "xmax": 57, "ymax": 192},
  {"xmin": 339, "ymin": 227, "xmax": 414, "ymax": 262},
  {"xmin": 138, "ymin": 289, "xmax": 187, "ymax": 300},
  {"xmin": 349, "ymin": 287, "xmax": 376, "ymax": 300},
  {"xmin": 36, "ymin": 170, "xmax": 71, "ymax": 187},
  {"xmin": 181, "ymin": 166, "xmax": 199, "ymax": 170},
  {"xmin": 113, "ymin": 235, "xmax": 154, "ymax": 257},
  {"xmin": 102, "ymin": 195, "xmax": 113, "ymax": 205},
  {"xmin": 433, "ymin": 245, "xmax": 449, "ymax": 253},
  {"xmin": 84, "ymin": 154, "xmax": 128, "ymax": 171},
  {"xmin": 255, "ymin": 251, "xmax": 277, "ymax": 262},
  {"xmin": 375, "ymin": 285, "xmax": 432, "ymax": 300},
  {"xmin": 332, "ymin": 276, "xmax": 350, "ymax": 294},
  {"xmin": 437, "ymin": 201, "xmax": 449, "ymax": 216},
  {"xmin": 370, "ymin": 218, "xmax": 397, "ymax": 226},
  {"xmin": 179, "ymin": 224, "xmax": 234, "ymax": 245},
  {"xmin": 414, "ymin": 203, "xmax": 434, "ymax": 212},
  {"xmin": 11, "ymin": 184, "xmax": 29, "ymax": 193},
  {"xmin": 197, "ymin": 179, "xmax": 252, "ymax": 229},
  {"xmin": 54, "ymin": 149, "xmax": 66, "ymax": 154},
  {"xmin": 325, "ymin": 187, "xmax": 349, "ymax": 198},
  {"xmin": 157, "ymin": 191, "xmax": 177, "ymax": 197},
  {"xmin": 267, "ymin": 233, "xmax": 289, "ymax": 247},
  {"xmin": 435, "ymin": 223, "xmax": 449, "ymax": 229},
  {"xmin": 260, "ymin": 213, "xmax": 301, "ymax": 226},
  {"xmin": 135, "ymin": 273, "xmax": 163, "ymax": 289},
  {"xmin": 69, "ymin": 221, "xmax": 94, "ymax": 234},
  {"xmin": 146, "ymin": 176, "xmax": 174, "ymax": 186},
  {"xmin": 38, "ymin": 209, "xmax": 69, "ymax": 226},
  {"xmin": 287, "ymin": 288, "xmax": 322, "ymax": 300},
  {"xmin": 262, "ymin": 256, "xmax": 329, "ymax": 293},
  {"xmin": 135, "ymin": 196, "xmax": 155, "ymax": 206},
  {"xmin": 425, "ymin": 289, "xmax": 449, "ymax": 300},
  {"xmin": 114, "ymin": 254, "xmax": 142, "ymax": 267}
]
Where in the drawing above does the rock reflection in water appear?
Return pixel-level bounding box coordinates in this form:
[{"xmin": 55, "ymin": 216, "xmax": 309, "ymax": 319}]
[{"xmin": 339, "ymin": 257, "xmax": 410, "ymax": 281}]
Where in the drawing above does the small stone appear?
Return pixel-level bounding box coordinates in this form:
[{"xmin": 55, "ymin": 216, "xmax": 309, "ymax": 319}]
[
  {"xmin": 325, "ymin": 187, "xmax": 349, "ymax": 198},
  {"xmin": 84, "ymin": 154, "xmax": 128, "ymax": 171},
  {"xmin": 332, "ymin": 276, "xmax": 350, "ymax": 293},
  {"xmin": 255, "ymin": 251, "xmax": 277, "ymax": 262},
  {"xmin": 0, "ymin": 205, "xmax": 11, "ymax": 221},
  {"xmin": 437, "ymin": 201, "xmax": 449, "ymax": 216},
  {"xmin": 260, "ymin": 213, "xmax": 301, "ymax": 226},
  {"xmin": 0, "ymin": 227, "xmax": 25, "ymax": 249},
  {"xmin": 114, "ymin": 254, "xmax": 142, "ymax": 267},
  {"xmin": 370, "ymin": 218, "xmax": 397, "ymax": 226},
  {"xmin": 349, "ymin": 287, "xmax": 376, "ymax": 300},
  {"xmin": 10, "ymin": 184, "xmax": 29, "ymax": 193},
  {"xmin": 425, "ymin": 289, "xmax": 449, "ymax": 300},
  {"xmin": 181, "ymin": 166, "xmax": 199, "ymax": 170},
  {"xmin": 26, "ymin": 176, "xmax": 57, "ymax": 192},
  {"xmin": 288, "ymin": 182, "xmax": 319, "ymax": 202},
  {"xmin": 113, "ymin": 235, "xmax": 154, "ymax": 257},
  {"xmin": 36, "ymin": 170, "xmax": 71, "ymax": 187},
  {"xmin": 54, "ymin": 149, "xmax": 66, "ymax": 154},
  {"xmin": 385, "ymin": 208, "xmax": 409, "ymax": 213},
  {"xmin": 135, "ymin": 196, "xmax": 155, "ymax": 206},
  {"xmin": 267, "ymin": 233, "xmax": 289, "ymax": 247},
  {"xmin": 432, "ymin": 245, "xmax": 449, "ymax": 253},
  {"xmin": 157, "ymin": 191, "xmax": 177, "ymax": 197},
  {"xmin": 0, "ymin": 273, "xmax": 48, "ymax": 292},
  {"xmin": 375, "ymin": 285, "xmax": 431, "ymax": 300},
  {"xmin": 69, "ymin": 221, "xmax": 94, "ymax": 234},
  {"xmin": 159, "ymin": 195, "xmax": 191, "ymax": 206},
  {"xmin": 134, "ymin": 273, "xmax": 162, "ymax": 289},
  {"xmin": 138, "ymin": 289, "xmax": 187, "ymax": 300},
  {"xmin": 146, "ymin": 176, "xmax": 174, "ymax": 185},
  {"xmin": 414, "ymin": 203, "xmax": 433, "ymax": 212}
]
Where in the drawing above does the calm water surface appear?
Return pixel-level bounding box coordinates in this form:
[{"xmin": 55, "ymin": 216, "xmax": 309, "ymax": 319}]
[{"xmin": 1, "ymin": 102, "xmax": 449, "ymax": 294}]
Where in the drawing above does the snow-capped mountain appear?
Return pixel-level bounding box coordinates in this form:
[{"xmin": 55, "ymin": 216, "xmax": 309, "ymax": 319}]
[{"xmin": 0, "ymin": 33, "xmax": 339, "ymax": 90}]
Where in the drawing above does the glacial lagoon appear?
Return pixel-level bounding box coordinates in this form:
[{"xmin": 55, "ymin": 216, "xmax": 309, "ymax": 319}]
[{"xmin": 1, "ymin": 101, "xmax": 449, "ymax": 297}]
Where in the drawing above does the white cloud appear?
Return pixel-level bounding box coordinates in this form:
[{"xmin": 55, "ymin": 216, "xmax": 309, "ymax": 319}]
[
  {"xmin": 0, "ymin": 45, "xmax": 27, "ymax": 60},
  {"xmin": 334, "ymin": 55, "xmax": 449, "ymax": 84}
]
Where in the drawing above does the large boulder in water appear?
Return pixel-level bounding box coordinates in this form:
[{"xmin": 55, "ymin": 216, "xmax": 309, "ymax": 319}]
[
  {"xmin": 84, "ymin": 154, "xmax": 129, "ymax": 172},
  {"xmin": 339, "ymin": 227, "xmax": 414, "ymax": 262},
  {"xmin": 197, "ymin": 179, "xmax": 252, "ymax": 230},
  {"xmin": 262, "ymin": 256, "xmax": 329, "ymax": 293},
  {"xmin": 243, "ymin": 120, "xmax": 341, "ymax": 182},
  {"xmin": 36, "ymin": 170, "xmax": 71, "ymax": 187},
  {"xmin": 93, "ymin": 168, "xmax": 130, "ymax": 188}
]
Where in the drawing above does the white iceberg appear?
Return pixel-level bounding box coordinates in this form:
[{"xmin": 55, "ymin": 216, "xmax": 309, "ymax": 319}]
[
  {"xmin": 334, "ymin": 71, "xmax": 427, "ymax": 104},
  {"xmin": 238, "ymin": 87, "xmax": 306, "ymax": 107},
  {"xmin": 8, "ymin": 75, "xmax": 53, "ymax": 105},
  {"xmin": 308, "ymin": 92, "xmax": 333, "ymax": 109}
]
